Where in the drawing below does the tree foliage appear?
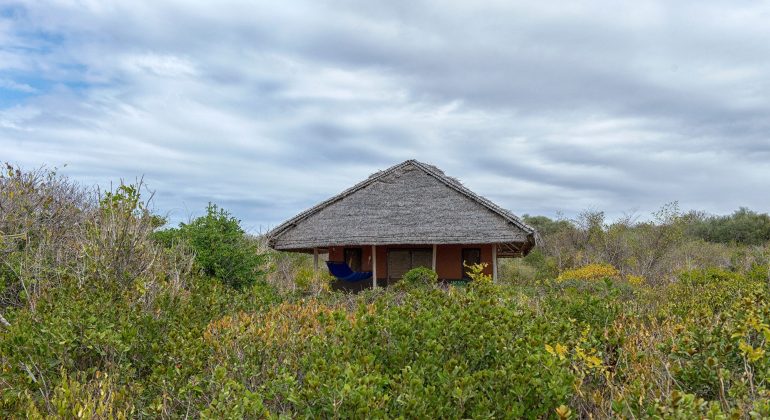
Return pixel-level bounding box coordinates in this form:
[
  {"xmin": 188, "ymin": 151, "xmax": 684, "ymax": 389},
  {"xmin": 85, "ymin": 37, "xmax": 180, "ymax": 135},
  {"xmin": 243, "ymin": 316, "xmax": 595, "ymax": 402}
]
[
  {"xmin": 686, "ymin": 207, "xmax": 770, "ymax": 245},
  {"xmin": 155, "ymin": 203, "xmax": 267, "ymax": 289},
  {"xmin": 508, "ymin": 202, "xmax": 770, "ymax": 285}
]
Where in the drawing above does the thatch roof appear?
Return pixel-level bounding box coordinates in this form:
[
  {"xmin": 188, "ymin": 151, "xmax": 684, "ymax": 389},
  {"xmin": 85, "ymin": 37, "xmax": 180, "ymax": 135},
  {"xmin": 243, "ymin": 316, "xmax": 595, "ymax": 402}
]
[{"xmin": 267, "ymin": 160, "xmax": 538, "ymax": 256}]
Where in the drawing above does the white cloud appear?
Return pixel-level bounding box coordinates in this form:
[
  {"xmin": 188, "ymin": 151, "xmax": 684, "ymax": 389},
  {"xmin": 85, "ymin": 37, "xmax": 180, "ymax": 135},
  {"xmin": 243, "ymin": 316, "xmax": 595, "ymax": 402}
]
[
  {"xmin": 122, "ymin": 53, "xmax": 197, "ymax": 78},
  {"xmin": 0, "ymin": 78, "xmax": 37, "ymax": 92}
]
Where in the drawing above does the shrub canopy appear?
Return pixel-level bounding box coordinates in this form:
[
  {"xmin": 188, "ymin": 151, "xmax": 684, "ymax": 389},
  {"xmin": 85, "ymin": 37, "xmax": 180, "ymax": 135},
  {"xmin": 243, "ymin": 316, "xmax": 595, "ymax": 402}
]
[{"xmin": 155, "ymin": 203, "xmax": 267, "ymax": 289}]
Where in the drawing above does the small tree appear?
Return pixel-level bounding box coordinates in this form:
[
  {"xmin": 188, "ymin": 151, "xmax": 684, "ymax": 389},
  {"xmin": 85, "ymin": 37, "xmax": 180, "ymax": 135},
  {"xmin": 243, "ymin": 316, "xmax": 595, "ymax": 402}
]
[{"xmin": 157, "ymin": 204, "xmax": 266, "ymax": 289}]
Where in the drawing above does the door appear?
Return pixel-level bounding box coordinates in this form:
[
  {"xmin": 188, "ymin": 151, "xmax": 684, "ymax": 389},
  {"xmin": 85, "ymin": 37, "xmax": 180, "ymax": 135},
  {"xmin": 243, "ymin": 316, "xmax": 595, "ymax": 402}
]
[
  {"xmin": 387, "ymin": 248, "xmax": 433, "ymax": 280},
  {"xmin": 411, "ymin": 249, "xmax": 432, "ymax": 269},
  {"xmin": 388, "ymin": 250, "xmax": 411, "ymax": 280}
]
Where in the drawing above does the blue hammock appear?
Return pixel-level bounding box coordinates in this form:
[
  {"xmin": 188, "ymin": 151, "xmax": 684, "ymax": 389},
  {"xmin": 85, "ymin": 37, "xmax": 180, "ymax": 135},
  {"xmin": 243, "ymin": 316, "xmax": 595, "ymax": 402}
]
[{"xmin": 326, "ymin": 261, "xmax": 373, "ymax": 282}]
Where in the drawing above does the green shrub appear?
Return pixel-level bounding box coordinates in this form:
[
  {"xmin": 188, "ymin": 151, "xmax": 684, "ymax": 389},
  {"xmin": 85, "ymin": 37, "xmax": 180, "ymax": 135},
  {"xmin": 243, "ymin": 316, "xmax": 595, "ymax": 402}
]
[
  {"xmin": 464, "ymin": 262, "xmax": 492, "ymax": 284},
  {"xmin": 687, "ymin": 207, "xmax": 770, "ymax": 246},
  {"xmin": 0, "ymin": 272, "xmax": 278, "ymax": 417},
  {"xmin": 25, "ymin": 370, "xmax": 137, "ymax": 419},
  {"xmin": 667, "ymin": 267, "xmax": 758, "ymax": 318},
  {"xmin": 516, "ymin": 249, "xmax": 559, "ymax": 282},
  {"xmin": 155, "ymin": 203, "xmax": 267, "ymax": 289},
  {"xmin": 399, "ymin": 267, "xmax": 438, "ymax": 288},
  {"xmin": 216, "ymin": 286, "xmax": 579, "ymax": 418},
  {"xmin": 651, "ymin": 391, "xmax": 727, "ymax": 418},
  {"xmin": 289, "ymin": 267, "xmax": 335, "ymax": 296},
  {"xmin": 200, "ymin": 367, "xmax": 269, "ymax": 418}
]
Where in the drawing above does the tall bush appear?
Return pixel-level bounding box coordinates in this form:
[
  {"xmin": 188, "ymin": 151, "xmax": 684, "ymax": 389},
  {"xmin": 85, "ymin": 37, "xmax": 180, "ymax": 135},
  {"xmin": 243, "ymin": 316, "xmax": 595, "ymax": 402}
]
[{"xmin": 155, "ymin": 204, "xmax": 266, "ymax": 289}]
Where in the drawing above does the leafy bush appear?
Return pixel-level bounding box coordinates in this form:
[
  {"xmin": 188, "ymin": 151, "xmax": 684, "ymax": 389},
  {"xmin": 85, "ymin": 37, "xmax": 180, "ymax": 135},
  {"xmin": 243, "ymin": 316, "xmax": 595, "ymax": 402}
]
[
  {"xmin": 24, "ymin": 370, "xmax": 137, "ymax": 419},
  {"xmin": 399, "ymin": 266, "xmax": 438, "ymax": 288},
  {"xmin": 266, "ymin": 250, "xmax": 314, "ymax": 293},
  {"xmin": 200, "ymin": 287, "xmax": 578, "ymax": 418},
  {"xmin": 0, "ymin": 164, "xmax": 91, "ymax": 309},
  {"xmin": 155, "ymin": 203, "xmax": 267, "ymax": 289},
  {"xmin": 687, "ymin": 207, "xmax": 770, "ymax": 246},
  {"xmin": 464, "ymin": 262, "xmax": 492, "ymax": 284},
  {"xmin": 290, "ymin": 267, "xmax": 335, "ymax": 295}
]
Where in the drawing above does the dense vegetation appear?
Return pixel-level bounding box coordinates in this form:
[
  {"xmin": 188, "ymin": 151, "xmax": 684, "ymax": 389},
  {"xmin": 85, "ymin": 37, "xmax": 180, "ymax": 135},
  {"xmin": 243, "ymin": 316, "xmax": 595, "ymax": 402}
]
[{"xmin": 2, "ymin": 165, "xmax": 770, "ymax": 418}]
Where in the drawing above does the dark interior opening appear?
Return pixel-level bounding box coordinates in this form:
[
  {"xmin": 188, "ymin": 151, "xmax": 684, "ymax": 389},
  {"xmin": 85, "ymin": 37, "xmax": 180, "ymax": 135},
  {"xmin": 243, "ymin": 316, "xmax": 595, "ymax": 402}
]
[
  {"xmin": 461, "ymin": 248, "xmax": 481, "ymax": 280},
  {"xmin": 344, "ymin": 247, "xmax": 363, "ymax": 272}
]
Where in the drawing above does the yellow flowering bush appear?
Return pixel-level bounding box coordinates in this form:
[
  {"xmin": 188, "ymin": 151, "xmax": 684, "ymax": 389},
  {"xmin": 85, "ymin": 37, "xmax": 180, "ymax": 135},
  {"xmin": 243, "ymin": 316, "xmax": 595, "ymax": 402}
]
[
  {"xmin": 557, "ymin": 263, "xmax": 620, "ymax": 282},
  {"xmin": 464, "ymin": 262, "xmax": 492, "ymax": 284},
  {"xmin": 624, "ymin": 274, "xmax": 645, "ymax": 286}
]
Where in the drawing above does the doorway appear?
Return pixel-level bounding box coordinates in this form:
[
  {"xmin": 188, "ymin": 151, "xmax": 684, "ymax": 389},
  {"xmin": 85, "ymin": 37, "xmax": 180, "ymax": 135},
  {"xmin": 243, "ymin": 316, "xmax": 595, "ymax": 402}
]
[
  {"xmin": 461, "ymin": 248, "xmax": 481, "ymax": 280},
  {"xmin": 387, "ymin": 248, "xmax": 432, "ymax": 280}
]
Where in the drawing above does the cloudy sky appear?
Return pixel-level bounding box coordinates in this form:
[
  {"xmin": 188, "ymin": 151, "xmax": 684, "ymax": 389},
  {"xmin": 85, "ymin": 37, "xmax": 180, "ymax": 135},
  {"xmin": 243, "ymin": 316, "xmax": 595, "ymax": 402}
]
[{"xmin": 2, "ymin": 1, "xmax": 769, "ymax": 232}]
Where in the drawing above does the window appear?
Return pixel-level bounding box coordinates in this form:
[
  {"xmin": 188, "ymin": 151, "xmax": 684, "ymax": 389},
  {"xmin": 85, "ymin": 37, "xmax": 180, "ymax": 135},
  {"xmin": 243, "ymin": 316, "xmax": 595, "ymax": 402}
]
[
  {"xmin": 344, "ymin": 248, "xmax": 362, "ymax": 272},
  {"xmin": 461, "ymin": 248, "xmax": 481, "ymax": 280}
]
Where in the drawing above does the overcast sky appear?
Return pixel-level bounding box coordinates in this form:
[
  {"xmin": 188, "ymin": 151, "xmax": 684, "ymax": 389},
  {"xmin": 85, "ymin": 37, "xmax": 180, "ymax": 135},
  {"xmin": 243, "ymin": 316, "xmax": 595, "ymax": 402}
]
[{"xmin": 2, "ymin": 1, "xmax": 769, "ymax": 232}]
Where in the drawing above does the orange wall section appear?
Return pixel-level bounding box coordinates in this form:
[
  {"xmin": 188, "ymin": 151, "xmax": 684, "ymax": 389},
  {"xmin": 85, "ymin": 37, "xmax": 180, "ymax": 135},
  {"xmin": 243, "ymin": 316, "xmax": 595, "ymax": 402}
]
[{"xmin": 435, "ymin": 244, "xmax": 461, "ymax": 279}]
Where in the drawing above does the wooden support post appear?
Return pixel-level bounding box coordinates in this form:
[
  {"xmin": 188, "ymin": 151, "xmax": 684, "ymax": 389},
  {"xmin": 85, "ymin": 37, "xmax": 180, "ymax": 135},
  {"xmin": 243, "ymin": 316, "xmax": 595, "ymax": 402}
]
[
  {"xmin": 432, "ymin": 244, "xmax": 437, "ymax": 272},
  {"xmin": 313, "ymin": 247, "xmax": 319, "ymax": 271},
  {"xmin": 372, "ymin": 245, "xmax": 378, "ymax": 288},
  {"xmin": 492, "ymin": 245, "xmax": 498, "ymax": 283}
]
